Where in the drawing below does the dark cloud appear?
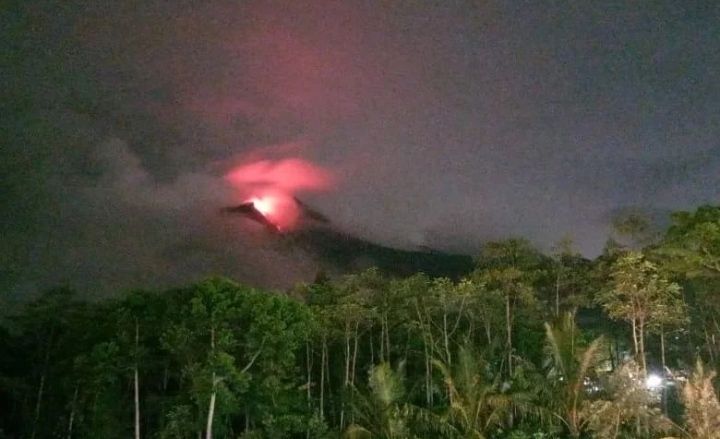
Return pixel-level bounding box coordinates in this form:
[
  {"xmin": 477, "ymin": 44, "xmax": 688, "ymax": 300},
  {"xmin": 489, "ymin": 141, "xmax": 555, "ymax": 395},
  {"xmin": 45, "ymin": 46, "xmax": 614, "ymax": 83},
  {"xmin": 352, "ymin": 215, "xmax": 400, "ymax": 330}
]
[{"xmin": 2, "ymin": 0, "xmax": 719, "ymax": 295}]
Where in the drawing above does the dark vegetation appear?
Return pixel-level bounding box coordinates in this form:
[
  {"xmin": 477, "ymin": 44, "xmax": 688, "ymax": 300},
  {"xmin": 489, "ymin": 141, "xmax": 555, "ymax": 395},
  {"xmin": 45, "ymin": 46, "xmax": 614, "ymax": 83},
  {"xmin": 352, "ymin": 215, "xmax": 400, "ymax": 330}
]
[
  {"xmin": 286, "ymin": 227, "xmax": 475, "ymax": 278},
  {"xmin": 2, "ymin": 205, "xmax": 720, "ymax": 438}
]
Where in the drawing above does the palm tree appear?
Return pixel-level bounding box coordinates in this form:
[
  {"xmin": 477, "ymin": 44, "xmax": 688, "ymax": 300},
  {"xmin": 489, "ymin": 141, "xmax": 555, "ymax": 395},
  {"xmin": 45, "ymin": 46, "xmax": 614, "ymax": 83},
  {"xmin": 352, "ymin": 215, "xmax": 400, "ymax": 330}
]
[
  {"xmin": 344, "ymin": 362, "xmax": 456, "ymax": 439},
  {"xmin": 543, "ymin": 312, "xmax": 604, "ymax": 437},
  {"xmin": 343, "ymin": 362, "xmax": 412, "ymax": 439},
  {"xmin": 434, "ymin": 345, "xmax": 541, "ymax": 438}
]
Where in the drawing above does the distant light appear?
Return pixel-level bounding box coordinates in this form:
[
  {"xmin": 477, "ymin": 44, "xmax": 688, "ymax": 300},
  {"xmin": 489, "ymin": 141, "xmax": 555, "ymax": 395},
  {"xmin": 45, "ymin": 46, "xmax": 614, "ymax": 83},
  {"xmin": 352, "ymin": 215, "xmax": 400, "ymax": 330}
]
[{"xmin": 645, "ymin": 374, "xmax": 663, "ymax": 389}]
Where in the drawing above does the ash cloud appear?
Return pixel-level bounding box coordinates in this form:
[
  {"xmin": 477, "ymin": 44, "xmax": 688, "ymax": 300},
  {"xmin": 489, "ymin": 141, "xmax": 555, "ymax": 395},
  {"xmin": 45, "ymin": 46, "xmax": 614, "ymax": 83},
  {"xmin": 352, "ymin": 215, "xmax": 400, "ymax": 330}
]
[
  {"xmin": 3, "ymin": 0, "xmax": 720, "ymax": 295},
  {"xmin": 5, "ymin": 137, "xmax": 320, "ymax": 298}
]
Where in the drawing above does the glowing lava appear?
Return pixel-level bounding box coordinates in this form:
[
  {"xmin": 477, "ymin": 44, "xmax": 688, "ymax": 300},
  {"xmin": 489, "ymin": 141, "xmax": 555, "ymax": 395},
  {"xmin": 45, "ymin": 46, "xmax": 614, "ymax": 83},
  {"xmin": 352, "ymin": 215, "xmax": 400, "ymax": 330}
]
[
  {"xmin": 225, "ymin": 158, "xmax": 334, "ymax": 231},
  {"xmin": 249, "ymin": 196, "xmax": 276, "ymax": 217}
]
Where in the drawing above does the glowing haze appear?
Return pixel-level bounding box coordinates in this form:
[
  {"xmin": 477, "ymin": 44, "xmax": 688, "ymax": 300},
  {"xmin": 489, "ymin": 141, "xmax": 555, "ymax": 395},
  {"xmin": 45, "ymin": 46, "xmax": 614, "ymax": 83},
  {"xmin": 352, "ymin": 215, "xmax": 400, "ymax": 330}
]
[
  {"xmin": 225, "ymin": 158, "xmax": 335, "ymax": 230},
  {"xmin": 4, "ymin": 0, "xmax": 720, "ymax": 295}
]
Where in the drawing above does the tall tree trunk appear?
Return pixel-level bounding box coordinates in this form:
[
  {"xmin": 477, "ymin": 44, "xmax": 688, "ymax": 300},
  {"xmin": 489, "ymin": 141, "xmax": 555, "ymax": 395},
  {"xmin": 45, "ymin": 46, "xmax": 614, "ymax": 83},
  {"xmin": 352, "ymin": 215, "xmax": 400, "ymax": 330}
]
[
  {"xmin": 31, "ymin": 328, "xmax": 54, "ymax": 439},
  {"xmin": 380, "ymin": 312, "xmax": 385, "ymax": 363},
  {"xmin": 505, "ymin": 294, "xmax": 513, "ymax": 376},
  {"xmin": 324, "ymin": 339, "xmax": 332, "ymax": 423},
  {"xmin": 443, "ymin": 309, "xmax": 451, "ymax": 366},
  {"xmin": 570, "ymin": 312, "xmax": 576, "ymax": 356},
  {"xmin": 205, "ymin": 386, "xmax": 217, "ymax": 439},
  {"xmin": 414, "ymin": 300, "xmax": 433, "ymax": 406},
  {"xmin": 67, "ymin": 383, "xmax": 79, "ymax": 439},
  {"xmin": 369, "ymin": 325, "xmax": 374, "ymax": 365},
  {"xmin": 425, "ymin": 308, "xmax": 436, "ymax": 405},
  {"xmin": 31, "ymin": 374, "xmax": 45, "ymax": 439},
  {"xmin": 305, "ymin": 341, "xmax": 312, "ymax": 439},
  {"xmin": 344, "ymin": 326, "xmax": 351, "ymax": 388},
  {"xmin": 660, "ymin": 326, "xmax": 666, "ymax": 374},
  {"xmin": 320, "ymin": 335, "xmax": 326, "ymax": 419},
  {"xmin": 350, "ymin": 322, "xmax": 359, "ymax": 425},
  {"xmin": 351, "ymin": 322, "xmax": 359, "ymax": 386},
  {"xmin": 134, "ymin": 367, "xmax": 141, "ymax": 439},
  {"xmin": 555, "ymin": 270, "xmax": 561, "ymax": 317},
  {"xmin": 163, "ymin": 364, "xmax": 169, "ymax": 394},
  {"xmin": 705, "ymin": 326, "xmax": 716, "ymax": 364},
  {"xmin": 660, "ymin": 326, "xmax": 668, "ymax": 416},
  {"xmin": 134, "ymin": 319, "xmax": 141, "ymax": 439},
  {"xmin": 206, "ymin": 326, "xmax": 216, "ymax": 439},
  {"xmin": 306, "ymin": 342, "xmax": 312, "ymax": 405},
  {"xmin": 638, "ymin": 319, "xmax": 647, "ymax": 377},
  {"xmin": 631, "ymin": 318, "xmax": 639, "ymax": 363},
  {"xmin": 341, "ymin": 323, "xmax": 350, "ymax": 428},
  {"xmin": 386, "ymin": 316, "xmax": 391, "ymax": 363},
  {"xmin": 484, "ymin": 319, "xmax": 492, "ymax": 346},
  {"xmin": 383, "ymin": 312, "xmax": 391, "ymax": 364},
  {"xmin": 423, "ymin": 340, "xmax": 431, "ymax": 406}
]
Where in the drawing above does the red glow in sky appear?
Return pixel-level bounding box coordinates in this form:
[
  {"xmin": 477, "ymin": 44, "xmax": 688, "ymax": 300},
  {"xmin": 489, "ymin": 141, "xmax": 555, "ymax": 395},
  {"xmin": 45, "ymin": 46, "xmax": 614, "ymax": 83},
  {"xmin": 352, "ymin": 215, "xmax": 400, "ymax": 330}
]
[{"xmin": 225, "ymin": 158, "xmax": 334, "ymax": 230}]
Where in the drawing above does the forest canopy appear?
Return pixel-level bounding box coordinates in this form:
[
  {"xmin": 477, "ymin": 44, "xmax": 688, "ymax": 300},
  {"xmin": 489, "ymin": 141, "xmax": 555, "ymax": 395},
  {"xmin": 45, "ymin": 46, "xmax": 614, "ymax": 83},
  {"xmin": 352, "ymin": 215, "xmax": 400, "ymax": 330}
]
[{"xmin": 2, "ymin": 204, "xmax": 720, "ymax": 439}]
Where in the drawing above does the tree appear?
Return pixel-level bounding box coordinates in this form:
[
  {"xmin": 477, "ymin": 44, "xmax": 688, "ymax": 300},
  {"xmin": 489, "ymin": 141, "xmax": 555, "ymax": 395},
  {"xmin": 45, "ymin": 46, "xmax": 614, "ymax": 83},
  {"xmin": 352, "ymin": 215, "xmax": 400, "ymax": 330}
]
[
  {"xmin": 335, "ymin": 272, "xmax": 383, "ymax": 427},
  {"xmin": 303, "ymin": 271, "xmax": 381, "ymax": 425},
  {"xmin": 611, "ymin": 209, "xmax": 659, "ymax": 250},
  {"xmin": 9, "ymin": 204, "xmax": 720, "ymax": 438},
  {"xmin": 549, "ymin": 238, "xmax": 593, "ymax": 316},
  {"xmin": 647, "ymin": 290, "xmax": 688, "ymax": 376},
  {"xmin": 301, "ymin": 279, "xmax": 336, "ymax": 422},
  {"xmin": 10, "ymin": 287, "xmax": 81, "ymax": 439},
  {"xmin": 162, "ymin": 279, "xmax": 261, "ymax": 438},
  {"xmin": 235, "ymin": 282, "xmax": 315, "ymax": 438},
  {"xmin": 72, "ymin": 340, "xmax": 125, "ymax": 438},
  {"xmin": 658, "ymin": 205, "xmax": 720, "ymax": 278},
  {"xmin": 543, "ymin": 312, "xmax": 605, "ymax": 437},
  {"xmin": 344, "ymin": 363, "xmax": 411, "ymax": 439},
  {"xmin": 114, "ymin": 290, "xmax": 166, "ymax": 439},
  {"xmin": 583, "ymin": 361, "xmax": 674, "ymax": 438},
  {"xmin": 409, "ymin": 277, "xmax": 469, "ymax": 369},
  {"xmin": 398, "ymin": 273, "xmax": 437, "ymax": 406},
  {"xmin": 596, "ymin": 252, "xmax": 683, "ymax": 376},
  {"xmin": 470, "ymin": 267, "xmax": 535, "ymax": 377},
  {"xmin": 434, "ymin": 344, "xmax": 542, "ymax": 438},
  {"xmin": 473, "ymin": 239, "xmax": 544, "ymax": 376},
  {"xmin": 680, "ymin": 359, "xmax": 720, "ymax": 439},
  {"xmin": 458, "ymin": 277, "xmax": 505, "ymax": 355},
  {"xmin": 656, "ymin": 205, "xmax": 720, "ymax": 366}
]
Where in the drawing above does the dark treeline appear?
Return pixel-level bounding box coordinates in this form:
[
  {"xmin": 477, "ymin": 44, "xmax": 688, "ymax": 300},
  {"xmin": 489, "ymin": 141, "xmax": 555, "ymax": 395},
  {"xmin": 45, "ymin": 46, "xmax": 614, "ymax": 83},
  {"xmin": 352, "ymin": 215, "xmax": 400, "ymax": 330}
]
[{"xmin": 2, "ymin": 205, "xmax": 720, "ymax": 439}]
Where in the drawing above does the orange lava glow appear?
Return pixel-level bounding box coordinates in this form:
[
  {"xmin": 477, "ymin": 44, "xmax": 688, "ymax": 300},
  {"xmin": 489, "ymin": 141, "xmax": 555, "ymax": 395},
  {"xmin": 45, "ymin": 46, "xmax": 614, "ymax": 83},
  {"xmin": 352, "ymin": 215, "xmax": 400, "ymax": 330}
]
[
  {"xmin": 249, "ymin": 196, "xmax": 276, "ymax": 216},
  {"xmin": 225, "ymin": 158, "xmax": 334, "ymax": 230}
]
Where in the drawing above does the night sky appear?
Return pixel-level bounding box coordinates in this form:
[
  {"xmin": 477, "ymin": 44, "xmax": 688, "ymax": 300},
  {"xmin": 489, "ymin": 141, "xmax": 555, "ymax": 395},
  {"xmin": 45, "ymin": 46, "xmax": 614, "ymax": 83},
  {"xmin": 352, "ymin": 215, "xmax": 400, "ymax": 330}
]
[{"xmin": 3, "ymin": 0, "xmax": 719, "ymax": 295}]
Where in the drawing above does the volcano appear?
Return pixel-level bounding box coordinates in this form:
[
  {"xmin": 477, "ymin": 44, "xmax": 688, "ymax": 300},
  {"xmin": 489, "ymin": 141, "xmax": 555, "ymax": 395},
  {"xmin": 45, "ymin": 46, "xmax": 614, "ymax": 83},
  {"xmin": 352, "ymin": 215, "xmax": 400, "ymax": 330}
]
[
  {"xmin": 222, "ymin": 197, "xmax": 473, "ymax": 279},
  {"xmin": 221, "ymin": 196, "xmax": 329, "ymax": 233},
  {"xmin": 221, "ymin": 201, "xmax": 281, "ymax": 232}
]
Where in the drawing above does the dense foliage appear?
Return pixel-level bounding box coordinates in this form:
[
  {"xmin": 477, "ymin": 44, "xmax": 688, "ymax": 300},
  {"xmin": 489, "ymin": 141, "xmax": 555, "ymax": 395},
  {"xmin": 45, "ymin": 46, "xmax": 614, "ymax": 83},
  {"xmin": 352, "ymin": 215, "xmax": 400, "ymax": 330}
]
[{"xmin": 3, "ymin": 205, "xmax": 720, "ymax": 438}]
